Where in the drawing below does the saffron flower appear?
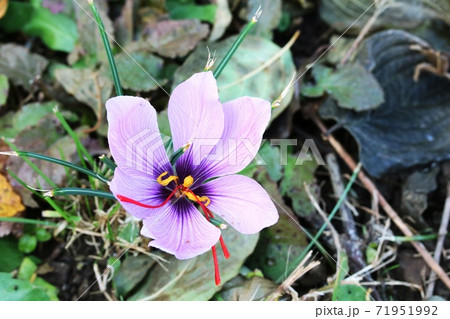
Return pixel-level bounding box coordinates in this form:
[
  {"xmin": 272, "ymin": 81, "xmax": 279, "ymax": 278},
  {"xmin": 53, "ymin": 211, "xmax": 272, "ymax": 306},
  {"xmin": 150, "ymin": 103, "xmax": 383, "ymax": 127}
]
[{"xmin": 106, "ymin": 71, "xmax": 278, "ymax": 284}]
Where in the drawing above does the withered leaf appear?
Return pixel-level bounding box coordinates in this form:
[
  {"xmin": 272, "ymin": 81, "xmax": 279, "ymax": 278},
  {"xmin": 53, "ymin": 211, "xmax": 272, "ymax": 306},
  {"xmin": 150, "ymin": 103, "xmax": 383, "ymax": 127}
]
[
  {"xmin": 138, "ymin": 19, "xmax": 209, "ymax": 58},
  {"xmin": 320, "ymin": 30, "xmax": 450, "ymax": 177},
  {"xmin": 0, "ymin": 44, "xmax": 48, "ymax": 90},
  {"xmin": 0, "ymin": 173, "xmax": 25, "ymax": 218}
]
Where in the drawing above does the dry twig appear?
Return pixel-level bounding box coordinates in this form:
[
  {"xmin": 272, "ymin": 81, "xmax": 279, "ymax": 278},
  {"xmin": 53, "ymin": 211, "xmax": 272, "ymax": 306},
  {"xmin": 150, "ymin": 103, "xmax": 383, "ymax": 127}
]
[
  {"xmin": 266, "ymin": 251, "xmax": 321, "ymax": 301},
  {"xmin": 305, "ymin": 183, "xmax": 343, "ymax": 282}
]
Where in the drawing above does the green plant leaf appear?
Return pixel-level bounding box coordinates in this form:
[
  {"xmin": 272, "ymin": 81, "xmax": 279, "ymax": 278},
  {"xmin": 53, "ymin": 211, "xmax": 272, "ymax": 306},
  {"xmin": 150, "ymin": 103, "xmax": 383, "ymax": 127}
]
[
  {"xmin": 23, "ymin": 6, "xmax": 78, "ymax": 53},
  {"xmin": 0, "ymin": 44, "xmax": 48, "ymax": 90},
  {"xmin": 319, "ymin": 0, "xmax": 425, "ymax": 34},
  {"xmin": 157, "ymin": 109, "xmax": 172, "ymax": 139},
  {"xmin": 54, "ymin": 66, "xmax": 113, "ymax": 118},
  {"xmin": 0, "ymin": 272, "xmax": 50, "ymax": 301},
  {"xmin": 174, "ymin": 35, "xmax": 296, "ymax": 123},
  {"xmin": 117, "ymin": 220, "xmax": 140, "ymax": 243},
  {"xmin": 279, "ymin": 155, "xmax": 318, "ymax": 218},
  {"xmin": 35, "ymin": 228, "xmax": 52, "ymax": 242},
  {"xmin": 69, "ymin": 0, "xmax": 113, "ymax": 65},
  {"xmin": 113, "ymin": 255, "xmax": 156, "ymax": 298},
  {"xmin": 258, "ymin": 143, "xmax": 283, "ymax": 182},
  {"xmin": 31, "ymin": 276, "xmax": 58, "ymax": 301},
  {"xmin": 241, "ymin": 143, "xmax": 283, "ymax": 182},
  {"xmin": 332, "ymin": 284, "xmax": 367, "ymax": 301},
  {"xmin": 166, "ymin": 0, "xmax": 216, "ymax": 23},
  {"xmin": 0, "ymin": 1, "xmax": 34, "ymax": 33},
  {"xmin": 8, "ymin": 115, "xmax": 78, "ymax": 191},
  {"xmin": 17, "ymin": 257, "xmax": 37, "ymax": 281},
  {"xmin": 0, "ymin": 74, "xmax": 8, "ymax": 106},
  {"xmin": 134, "ymin": 19, "xmax": 209, "ymax": 59},
  {"xmin": 114, "ymin": 51, "xmax": 165, "ymax": 92},
  {"xmin": 302, "ymin": 64, "xmax": 385, "ymax": 111},
  {"xmin": 246, "ymin": 0, "xmax": 282, "ymax": 39},
  {"xmin": 18, "ymin": 234, "xmax": 37, "ymax": 254},
  {"xmin": 0, "ymin": 101, "xmax": 56, "ymax": 138},
  {"xmin": 0, "ymin": 237, "xmax": 24, "ymax": 272}
]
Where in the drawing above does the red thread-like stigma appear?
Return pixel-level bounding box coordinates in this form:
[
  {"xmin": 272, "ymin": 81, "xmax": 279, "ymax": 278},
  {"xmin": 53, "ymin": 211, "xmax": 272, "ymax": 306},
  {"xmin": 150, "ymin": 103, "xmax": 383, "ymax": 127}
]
[
  {"xmin": 211, "ymin": 246, "xmax": 221, "ymax": 285},
  {"xmin": 219, "ymin": 236, "xmax": 230, "ymax": 259},
  {"xmin": 117, "ymin": 185, "xmax": 183, "ymax": 208},
  {"xmin": 184, "ymin": 188, "xmax": 231, "ymax": 284}
]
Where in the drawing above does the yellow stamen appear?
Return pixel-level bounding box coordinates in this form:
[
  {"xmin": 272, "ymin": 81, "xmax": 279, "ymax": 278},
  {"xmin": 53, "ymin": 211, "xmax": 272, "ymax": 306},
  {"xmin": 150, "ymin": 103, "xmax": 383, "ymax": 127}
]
[
  {"xmin": 157, "ymin": 172, "xmax": 211, "ymax": 206},
  {"xmin": 183, "ymin": 175, "xmax": 194, "ymax": 188},
  {"xmin": 198, "ymin": 196, "xmax": 211, "ymax": 206},
  {"xmin": 157, "ymin": 171, "xmax": 178, "ymax": 186},
  {"xmin": 183, "ymin": 192, "xmax": 211, "ymax": 207},
  {"xmin": 185, "ymin": 191, "xmax": 197, "ymax": 202}
]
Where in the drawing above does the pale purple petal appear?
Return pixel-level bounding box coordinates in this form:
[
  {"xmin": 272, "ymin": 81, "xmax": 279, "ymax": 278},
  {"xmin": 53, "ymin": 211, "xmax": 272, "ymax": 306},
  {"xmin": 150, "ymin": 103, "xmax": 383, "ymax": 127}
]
[
  {"xmin": 141, "ymin": 201, "xmax": 221, "ymax": 259},
  {"xmin": 202, "ymin": 174, "xmax": 278, "ymax": 234},
  {"xmin": 168, "ymin": 71, "xmax": 224, "ymax": 165},
  {"xmin": 109, "ymin": 167, "xmax": 167, "ymax": 219},
  {"xmin": 195, "ymin": 97, "xmax": 271, "ymax": 183},
  {"xmin": 106, "ymin": 96, "xmax": 171, "ymax": 178}
]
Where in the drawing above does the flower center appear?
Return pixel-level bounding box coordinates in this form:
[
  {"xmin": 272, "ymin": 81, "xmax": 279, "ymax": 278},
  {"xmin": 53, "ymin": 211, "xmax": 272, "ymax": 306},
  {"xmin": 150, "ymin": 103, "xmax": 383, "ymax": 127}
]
[{"xmin": 156, "ymin": 172, "xmax": 211, "ymax": 206}]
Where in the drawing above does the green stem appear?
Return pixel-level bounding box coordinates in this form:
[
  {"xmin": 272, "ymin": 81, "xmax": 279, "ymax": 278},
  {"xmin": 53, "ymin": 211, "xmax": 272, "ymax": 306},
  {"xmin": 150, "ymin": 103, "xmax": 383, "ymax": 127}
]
[
  {"xmin": 213, "ymin": 7, "xmax": 262, "ymax": 79},
  {"xmin": 393, "ymin": 233, "xmax": 449, "ymax": 242},
  {"xmin": 99, "ymin": 154, "xmax": 117, "ymax": 172},
  {"xmin": 3, "ymin": 140, "xmax": 57, "ymax": 189},
  {"xmin": 0, "ymin": 217, "xmax": 59, "ymax": 227},
  {"xmin": 107, "ymin": 202, "xmax": 121, "ymax": 219},
  {"xmin": 47, "ymin": 187, "xmax": 116, "ymax": 200},
  {"xmin": 58, "ymin": 146, "xmax": 71, "ymax": 183},
  {"xmin": 2, "ymin": 151, "xmax": 109, "ymax": 184},
  {"xmin": 88, "ymin": 0, "xmax": 122, "ymax": 96},
  {"xmin": 209, "ymin": 217, "xmax": 226, "ymax": 229},
  {"xmin": 53, "ymin": 108, "xmax": 97, "ymax": 190},
  {"xmin": 53, "ymin": 108, "xmax": 95, "ymax": 168},
  {"xmin": 170, "ymin": 145, "xmax": 190, "ymax": 166},
  {"xmin": 276, "ymin": 163, "xmax": 362, "ymax": 283}
]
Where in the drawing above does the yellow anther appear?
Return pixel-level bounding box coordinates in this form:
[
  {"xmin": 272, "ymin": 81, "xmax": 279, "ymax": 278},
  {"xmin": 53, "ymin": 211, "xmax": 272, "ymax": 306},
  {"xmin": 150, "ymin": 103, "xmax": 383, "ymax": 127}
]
[
  {"xmin": 183, "ymin": 175, "xmax": 194, "ymax": 188},
  {"xmin": 182, "ymin": 140, "xmax": 192, "ymax": 152},
  {"xmin": 198, "ymin": 196, "xmax": 211, "ymax": 206},
  {"xmin": 185, "ymin": 191, "xmax": 197, "ymax": 202},
  {"xmin": 157, "ymin": 171, "xmax": 178, "ymax": 186},
  {"xmin": 182, "ymin": 189, "xmax": 210, "ymax": 206}
]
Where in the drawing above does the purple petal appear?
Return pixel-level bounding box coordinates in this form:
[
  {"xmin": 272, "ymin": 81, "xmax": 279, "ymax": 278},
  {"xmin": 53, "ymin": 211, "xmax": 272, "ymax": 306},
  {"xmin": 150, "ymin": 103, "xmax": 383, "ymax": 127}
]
[
  {"xmin": 203, "ymin": 174, "xmax": 278, "ymax": 234},
  {"xmin": 168, "ymin": 72, "xmax": 224, "ymax": 164},
  {"xmin": 106, "ymin": 96, "xmax": 171, "ymax": 178},
  {"xmin": 141, "ymin": 201, "xmax": 221, "ymax": 259},
  {"xmin": 197, "ymin": 97, "xmax": 271, "ymax": 181},
  {"xmin": 109, "ymin": 167, "xmax": 167, "ymax": 219}
]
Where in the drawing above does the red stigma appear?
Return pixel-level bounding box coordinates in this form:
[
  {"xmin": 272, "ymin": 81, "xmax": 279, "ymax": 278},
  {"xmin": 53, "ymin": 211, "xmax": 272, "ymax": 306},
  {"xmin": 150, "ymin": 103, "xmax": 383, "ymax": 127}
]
[
  {"xmin": 183, "ymin": 188, "xmax": 231, "ymax": 285},
  {"xmin": 211, "ymin": 246, "xmax": 221, "ymax": 285},
  {"xmin": 117, "ymin": 185, "xmax": 183, "ymax": 208},
  {"xmin": 219, "ymin": 236, "xmax": 230, "ymax": 259}
]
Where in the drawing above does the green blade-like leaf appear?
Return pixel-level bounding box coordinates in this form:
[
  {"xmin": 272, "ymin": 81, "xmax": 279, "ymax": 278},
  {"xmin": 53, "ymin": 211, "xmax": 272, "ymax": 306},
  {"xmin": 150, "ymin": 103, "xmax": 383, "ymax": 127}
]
[
  {"xmin": 1, "ymin": 151, "xmax": 109, "ymax": 184},
  {"xmin": 47, "ymin": 188, "xmax": 116, "ymax": 200}
]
